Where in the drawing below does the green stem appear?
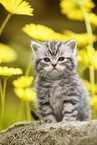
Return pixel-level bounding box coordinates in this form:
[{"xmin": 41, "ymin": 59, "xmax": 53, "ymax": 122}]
[
  {"xmin": 81, "ymin": 7, "xmax": 93, "ymax": 48},
  {"xmin": 0, "ymin": 77, "xmax": 8, "ymax": 130},
  {"xmin": 0, "ymin": 78, "xmax": 3, "ymax": 130},
  {"xmin": 26, "ymin": 101, "xmax": 31, "ymax": 121},
  {"xmin": 89, "ymin": 66, "xmax": 95, "ymax": 96},
  {"xmin": 0, "ymin": 78, "xmax": 2, "ymax": 99},
  {"xmin": 0, "ymin": 13, "xmax": 12, "ymax": 36},
  {"xmin": 25, "ymin": 56, "xmax": 32, "ymax": 121},
  {"xmin": 17, "ymin": 100, "xmax": 24, "ymax": 122},
  {"xmin": 25, "ymin": 56, "xmax": 32, "ymax": 77},
  {"xmin": 81, "ymin": 7, "xmax": 95, "ymax": 96}
]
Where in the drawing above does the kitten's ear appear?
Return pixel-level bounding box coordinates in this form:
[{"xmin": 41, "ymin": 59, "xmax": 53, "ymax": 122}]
[
  {"xmin": 65, "ymin": 39, "xmax": 77, "ymax": 55},
  {"xmin": 31, "ymin": 41, "xmax": 43, "ymax": 53}
]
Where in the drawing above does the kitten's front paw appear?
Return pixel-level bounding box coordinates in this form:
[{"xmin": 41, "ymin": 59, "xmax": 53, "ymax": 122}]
[
  {"xmin": 62, "ymin": 116, "xmax": 77, "ymax": 122},
  {"xmin": 44, "ymin": 118, "xmax": 57, "ymax": 123}
]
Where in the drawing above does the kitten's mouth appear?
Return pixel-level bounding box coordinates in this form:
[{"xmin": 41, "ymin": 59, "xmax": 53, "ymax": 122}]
[
  {"xmin": 44, "ymin": 66, "xmax": 60, "ymax": 76},
  {"xmin": 52, "ymin": 67, "xmax": 57, "ymax": 71},
  {"xmin": 51, "ymin": 68, "xmax": 58, "ymax": 73}
]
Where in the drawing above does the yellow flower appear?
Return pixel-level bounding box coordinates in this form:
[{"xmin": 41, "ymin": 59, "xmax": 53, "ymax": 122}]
[
  {"xmin": 91, "ymin": 95, "xmax": 97, "ymax": 111},
  {"xmin": 88, "ymin": 13, "xmax": 97, "ymax": 26},
  {"xmin": 0, "ymin": 43, "xmax": 17, "ymax": 63},
  {"xmin": 87, "ymin": 46, "xmax": 97, "ymax": 69},
  {"xmin": 63, "ymin": 30, "xmax": 97, "ymax": 47},
  {"xmin": 84, "ymin": 80, "xmax": 97, "ymax": 93},
  {"xmin": 14, "ymin": 88, "xmax": 36, "ymax": 101},
  {"xmin": 50, "ymin": 32, "xmax": 68, "ymax": 41},
  {"xmin": 89, "ymin": 51, "xmax": 97, "ymax": 69},
  {"xmin": 22, "ymin": 23, "xmax": 54, "ymax": 41},
  {"xmin": 84, "ymin": 80, "xmax": 91, "ymax": 91},
  {"xmin": 0, "ymin": 55, "xmax": 4, "ymax": 63},
  {"xmin": 13, "ymin": 76, "xmax": 34, "ymax": 88},
  {"xmin": 22, "ymin": 23, "xmax": 67, "ymax": 41},
  {"xmin": 60, "ymin": 0, "xmax": 95, "ymax": 20},
  {"xmin": 0, "ymin": 0, "xmax": 33, "ymax": 16},
  {"xmin": 78, "ymin": 49, "xmax": 89, "ymax": 66},
  {"xmin": 0, "ymin": 66, "xmax": 22, "ymax": 76},
  {"xmin": 78, "ymin": 45, "xmax": 97, "ymax": 69}
]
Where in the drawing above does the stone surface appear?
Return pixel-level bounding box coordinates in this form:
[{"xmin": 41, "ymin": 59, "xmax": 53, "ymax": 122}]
[{"xmin": 0, "ymin": 120, "xmax": 97, "ymax": 145}]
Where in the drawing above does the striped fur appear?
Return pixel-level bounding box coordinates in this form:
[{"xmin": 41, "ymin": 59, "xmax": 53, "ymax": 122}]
[{"xmin": 31, "ymin": 39, "xmax": 91, "ymax": 122}]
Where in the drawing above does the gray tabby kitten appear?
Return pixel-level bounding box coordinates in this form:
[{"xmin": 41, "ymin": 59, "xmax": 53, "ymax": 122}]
[{"xmin": 31, "ymin": 39, "xmax": 91, "ymax": 122}]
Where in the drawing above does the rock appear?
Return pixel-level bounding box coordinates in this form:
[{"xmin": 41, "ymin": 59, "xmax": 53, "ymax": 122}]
[{"xmin": 0, "ymin": 120, "xmax": 97, "ymax": 145}]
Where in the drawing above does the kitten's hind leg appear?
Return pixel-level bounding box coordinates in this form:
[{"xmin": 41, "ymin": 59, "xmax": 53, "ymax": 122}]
[{"xmin": 62, "ymin": 111, "xmax": 78, "ymax": 121}]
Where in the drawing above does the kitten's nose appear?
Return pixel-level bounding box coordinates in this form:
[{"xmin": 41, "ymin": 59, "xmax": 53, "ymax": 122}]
[{"xmin": 52, "ymin": 64, "xmax": 57, "ymax": 68}]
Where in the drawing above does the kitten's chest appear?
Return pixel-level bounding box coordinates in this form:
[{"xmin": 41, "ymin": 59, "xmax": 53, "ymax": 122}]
[
  {"xmin": 50, "ymin": 81, "xmax": 62, "ymax": 98},
  {"xmin": 49, "ymin": 80, "xmax": 70, "ymax": 100},
  {"xmin": 49, "ymin": 81, "xmax": 63, "ymax": 121},
  {"xmin": 49, "ymin": 81, "xmax": 63, "ymax": 109},
  {"xmin": 49, "ymin": 79, "xmax": 79, "ymax": 107}
]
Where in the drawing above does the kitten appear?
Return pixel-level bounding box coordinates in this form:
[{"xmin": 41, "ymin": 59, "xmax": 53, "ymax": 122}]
[{"xmin": 31, "ymin": 39, "xmax": 91, "ymax": 122}]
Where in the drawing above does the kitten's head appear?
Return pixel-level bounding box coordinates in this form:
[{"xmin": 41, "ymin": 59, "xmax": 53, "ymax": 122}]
[{"xmin": 31, "ymin": 39, "xmax": 77, "ymax": 79}]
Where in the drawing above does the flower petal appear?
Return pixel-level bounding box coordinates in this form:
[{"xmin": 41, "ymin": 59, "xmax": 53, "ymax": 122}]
[
  {"xmin": 1, "ymin": 0, "xmax": 33, "ymax": 16},
  {"xmin": 0, "ymin": 43, "xmax": 17, "ymax": 63},
  {"xmin": 88, "ymin": 13, "xmax": 97, "ymax": 26},
  {"xmin": 14, "ymin": 88, "xmax": 36, "ymax": 101},
  {"xmin": 0, "ymin": 66, "xmax": 22, "ymax": 76},
  {"xmin": 13, "ymin": 76, "xmax": 34, "ymax": 88},
  {"xmin": 63, "ymin": 30, "xmax": 97, "ymax": 47},
  {"xmin": 22, "ymin": 23, "xmax": 67, "ymax": 41},
  {"xmin": 60, "ymin": 0, "xmax": 95, "ymax": 21},
  {"xmin": 91, "ymin": 95, "xmax": 97, "ymax": 111}
]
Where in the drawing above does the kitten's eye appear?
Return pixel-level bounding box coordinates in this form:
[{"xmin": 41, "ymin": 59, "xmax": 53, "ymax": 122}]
[
  {"xmin": 58, "ymin": 57, "xmax": 65, "ymax": 61},
  {"xmin": 44, "ymin": 57, "xmax": 50, "ymax": 62}
]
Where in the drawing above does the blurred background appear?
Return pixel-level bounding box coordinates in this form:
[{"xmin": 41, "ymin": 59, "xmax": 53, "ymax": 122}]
[{"xmin": 0, "ymin": 0, "xmax": 97, "ymax": 129}]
